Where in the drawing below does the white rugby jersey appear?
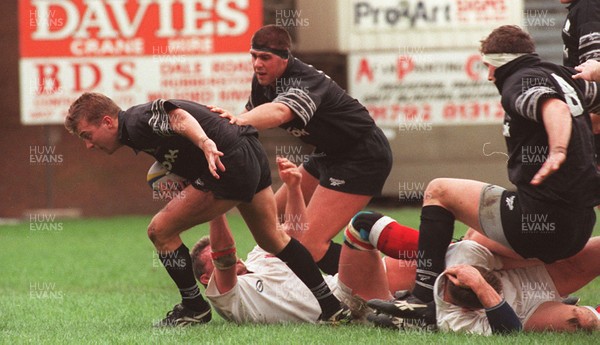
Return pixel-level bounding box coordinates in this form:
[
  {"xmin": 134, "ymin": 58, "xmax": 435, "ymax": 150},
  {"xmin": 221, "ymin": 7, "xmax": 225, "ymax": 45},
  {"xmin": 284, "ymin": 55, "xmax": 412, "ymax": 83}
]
[
  {"xmin": 434, "ymin": 241, "xmax": 562, "ymax": 335},
  {"xmin": 205, "ymin": 246, "xmax": 338, "ymax": 324}
]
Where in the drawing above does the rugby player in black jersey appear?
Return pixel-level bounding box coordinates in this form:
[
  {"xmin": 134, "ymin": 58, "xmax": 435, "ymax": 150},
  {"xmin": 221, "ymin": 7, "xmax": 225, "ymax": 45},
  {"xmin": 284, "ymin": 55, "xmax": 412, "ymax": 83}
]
[
  {"xmin": 562, "ymin": 0, "xmax": 600, "ymax": 154},
  {"xmin": 561, "ymin": 0, "xmax": 600, "ymax": 68},
  {"xmin": 385, "ymin": 25, "xmax": 600, "ymax": 330},
  {"xmin": 64, "ymin": 93, "xmax": 350, "ymax": 326},
  {"xmin": 212, "ymin": 25, "xmax": 393, "ymax": 276}
]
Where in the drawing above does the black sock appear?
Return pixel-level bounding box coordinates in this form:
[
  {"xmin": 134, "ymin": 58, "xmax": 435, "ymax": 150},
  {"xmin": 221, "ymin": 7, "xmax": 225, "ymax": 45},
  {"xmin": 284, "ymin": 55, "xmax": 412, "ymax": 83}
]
[
  {"xmin": 412, "ymin": 205, "xmax": 455, "ymax": 303},
  {"xmin": 316, "ymin": 241, "xmax": 341, "ymax": 275},
  {"xmin": 277, "ymin": 238, "xmax": 341, "ymax": 318},
  {"xmin": 158, "ymin": 243, "xmax": 209, "ymax": 311}
]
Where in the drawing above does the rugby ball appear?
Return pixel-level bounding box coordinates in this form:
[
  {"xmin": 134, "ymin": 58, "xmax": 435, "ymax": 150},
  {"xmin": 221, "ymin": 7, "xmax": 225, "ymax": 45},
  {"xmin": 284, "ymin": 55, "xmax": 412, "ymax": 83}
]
[{"xmin": 146, "ymin": 161, "xmax": 190, "ymax": 192}]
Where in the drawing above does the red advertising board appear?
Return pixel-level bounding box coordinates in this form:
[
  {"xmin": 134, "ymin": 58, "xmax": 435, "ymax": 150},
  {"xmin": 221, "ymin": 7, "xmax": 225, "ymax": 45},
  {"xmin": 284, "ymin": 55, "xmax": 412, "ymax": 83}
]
[{"xmin": 19, "ymin": 0, "xmax": 263, "ymax": 124}]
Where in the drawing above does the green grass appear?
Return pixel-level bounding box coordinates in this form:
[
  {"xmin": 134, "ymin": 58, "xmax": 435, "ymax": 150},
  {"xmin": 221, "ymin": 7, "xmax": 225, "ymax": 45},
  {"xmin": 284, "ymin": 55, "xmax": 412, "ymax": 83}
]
[{"xmin": 0, "ymin": 208, "xmax": 598, "ymax": 344}]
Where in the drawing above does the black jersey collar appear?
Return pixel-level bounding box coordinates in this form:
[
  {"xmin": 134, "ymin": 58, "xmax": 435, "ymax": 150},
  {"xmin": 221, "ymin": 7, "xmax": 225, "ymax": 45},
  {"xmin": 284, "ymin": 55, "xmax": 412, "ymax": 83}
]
[{"xmin": 493, "ymin": 53, "xmax": 542, "ymax": 93}]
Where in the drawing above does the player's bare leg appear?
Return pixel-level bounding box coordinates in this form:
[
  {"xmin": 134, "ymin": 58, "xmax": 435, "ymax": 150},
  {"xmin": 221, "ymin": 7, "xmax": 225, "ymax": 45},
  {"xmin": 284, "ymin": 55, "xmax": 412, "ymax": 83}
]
[
  {"xmin": 335, "ymin": 244, "xmax": 392, "ymax": 322},
  {"xmin": 148, "ymin": 186, "xmax": 238, "ymax": 252},
  {"xmin": 384, "ymin": 257, "xmax": 416, "ymax": 293},
  {"xmin": 338, "ymin": 245, "xmax": 392, "ymax": 302},
  {"xmin": 423, "ymin": 178, "xmax": 487, "ymax": 230},
  {"xmin": 148, "ymin": 186, "xmax": 239, "ymax": 327},
  {"xmin": 236, "ymin": 186, "xmax": 288, "ymax": 253},
  {"xmin": 302, "ymin": 187, "xmax": 371, "ymax": 273},
  {"xmin": 545, "ymin": 237, "xmax": 600, "ymax": 297},
  {"xmin": 525, "ymin": 302, "xmax": 600, "ymax": 332}
]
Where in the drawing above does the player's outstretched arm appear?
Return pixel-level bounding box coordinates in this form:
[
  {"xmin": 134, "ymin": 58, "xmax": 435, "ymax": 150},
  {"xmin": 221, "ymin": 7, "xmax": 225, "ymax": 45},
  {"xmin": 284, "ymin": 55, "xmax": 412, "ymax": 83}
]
[
  {"xmin": 210, "ymin": 103, "xmax": 295, "ymax": 130},
  {"xmin": 168, "ymin": 108, "xmax": 225, "ymax": 179},
  {"xmin": 209, "ymin": 215, "xmax": 239, "ymax": 293},
  {"xmin": 530, "ymin": 99, "xmax": 570, "ymax": 185},
  {"xmin": 276, "ymin": 157, "xmax": 306, "ymax": 239}
]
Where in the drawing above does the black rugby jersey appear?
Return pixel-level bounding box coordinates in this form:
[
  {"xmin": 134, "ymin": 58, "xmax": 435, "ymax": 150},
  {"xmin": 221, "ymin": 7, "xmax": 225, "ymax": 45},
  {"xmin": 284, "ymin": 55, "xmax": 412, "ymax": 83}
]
[
  {"xmin": 562, "ymin": 0, "xmax": 600, "ymax": 67},
  {"xmin": 119, "ymin": 99, "xmax": 257, "ymax": 180},
  {"xmin": 245, "ymin": 56, "xmax": 375, "ymax": 154},
  {"xmin": 494, "ymin": 54, "xmax": 600, "ymax": 207}
]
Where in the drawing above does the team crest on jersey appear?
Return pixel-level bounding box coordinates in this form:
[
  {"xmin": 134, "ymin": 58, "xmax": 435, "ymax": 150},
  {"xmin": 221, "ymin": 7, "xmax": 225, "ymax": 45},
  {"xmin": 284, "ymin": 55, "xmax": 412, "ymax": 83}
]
[
  {"xmin": 563, "ymin": 18, "xmax": 571, "ymax": 35},
  {"xmin": 329, "ymin": 177, "xmax": 345, "ymax": 187},
  {"xmin": 505, "ymin": 195, "xmax": 515, "ymax": 211},
  {"xmin": 255, "ymin": 279, "xmax": 264, "ymax": 293},
  {"xmin": 503, "ymin": 122, "xmax": 511, "ymax": 137}
]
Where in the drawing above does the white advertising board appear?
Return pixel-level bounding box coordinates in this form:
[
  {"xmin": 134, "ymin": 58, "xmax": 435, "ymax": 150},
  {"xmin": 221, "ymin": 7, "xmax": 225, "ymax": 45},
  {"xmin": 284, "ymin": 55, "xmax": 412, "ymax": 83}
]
[{"xmin": 19, "ymin": 0, "xmax": 262, "ymax": 125}]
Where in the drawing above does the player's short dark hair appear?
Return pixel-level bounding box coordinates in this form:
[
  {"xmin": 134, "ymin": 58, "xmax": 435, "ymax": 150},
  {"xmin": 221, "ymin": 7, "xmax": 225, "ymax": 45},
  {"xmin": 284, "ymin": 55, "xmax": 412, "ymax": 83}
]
[
  {"xmin": 251, "ymin": 24, "xmax": 292, "ymax": 51},
  {"xmin": 65, "ymin": 92, "xmax": 121, "ymax": 135},
  {"xmin": 480, "ymin": 25, "xmax": 535, "ymax": 55},
  {"xmin": 190, "ymin": 236, "xmax": 211, "ymax": 281},
  {"xmin": 447, "ymin": 266, "xmax": 503, "ymax": 310}
]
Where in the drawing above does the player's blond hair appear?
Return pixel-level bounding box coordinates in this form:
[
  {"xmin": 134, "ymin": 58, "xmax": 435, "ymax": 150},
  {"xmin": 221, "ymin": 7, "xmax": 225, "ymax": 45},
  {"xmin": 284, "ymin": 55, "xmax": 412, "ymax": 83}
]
[
  {"xmin": 190, "ymin": 236, "xmax": 211, "ymax": 281},
  {"xmin": 65, "ymin": 92, "xmax": 121, "ymax": 135}
]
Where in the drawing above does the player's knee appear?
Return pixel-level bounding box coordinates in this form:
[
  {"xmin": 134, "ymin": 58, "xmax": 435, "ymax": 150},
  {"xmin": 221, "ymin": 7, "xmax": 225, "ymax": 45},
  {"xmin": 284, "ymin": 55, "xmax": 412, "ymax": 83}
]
[
  {"xmin": 147, "ymin": 218, "xmax": 168, "ymax": 247},
  {"xmin": 344, "ymin": 211, "xmax": 385, "ymax": 250},
  {"xmin": 351, "ymin": 211, "xmax": 386, "ymax": 237},
  {"xmin": 424, "ymin": 178, "xmax": 450, "ymax": 205}
]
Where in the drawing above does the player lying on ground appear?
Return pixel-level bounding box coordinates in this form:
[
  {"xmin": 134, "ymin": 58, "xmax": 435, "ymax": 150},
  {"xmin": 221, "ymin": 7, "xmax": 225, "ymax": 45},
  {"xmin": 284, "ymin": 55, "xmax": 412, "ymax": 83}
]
[
  {"xmin": 65, "ymin": 93, "xmax": 348, "ymax": 326},
  {"xmin": 187, "ymin": 157, "xmax": 396, "ymax": 324},
  {"xmin": 210, "ymin": 25, "xmax": 393, "ymax": 275},
  {"xmin": 368, "ymin": 231, "xmax": 600, "ymax": 334},
  {"xmin": 387, "ymin": 25, "xmax": 600, "ymax": 328}
]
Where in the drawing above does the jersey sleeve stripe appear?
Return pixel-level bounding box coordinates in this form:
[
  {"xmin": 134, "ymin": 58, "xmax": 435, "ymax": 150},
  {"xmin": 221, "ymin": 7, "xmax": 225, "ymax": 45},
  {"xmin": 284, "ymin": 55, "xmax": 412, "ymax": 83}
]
[
  {"xmin": 273, "ymin": 88, "xmax": 316, "ymax": 126},
  {"xmin": 578, "ymin": 32, "xmax": 600, "ymax": 63},
  {"xmin": 584, "ymin": 81, "xmax": 600, "ymax": 113},
  {"xmin": 149, "ymin": 99, "xmax": 175, "ymax": 137},
  {"xmin": 515, "ymin": 86, "xmax": 558, "ymax": 122},
  {"xmin": 579, "ymin": 50, "xmax": 600, "ymax": 63}
]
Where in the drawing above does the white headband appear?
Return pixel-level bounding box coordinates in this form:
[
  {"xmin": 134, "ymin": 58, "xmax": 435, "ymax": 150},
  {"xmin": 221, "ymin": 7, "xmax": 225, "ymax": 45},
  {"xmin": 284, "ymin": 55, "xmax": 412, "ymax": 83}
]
[
  {"xmin": 481, "ymin": 53, "xmax": 527, "ymax": 68},
  {"xmin": 583, "ymin": 306, "xmax": 600, "ymax": 320}
]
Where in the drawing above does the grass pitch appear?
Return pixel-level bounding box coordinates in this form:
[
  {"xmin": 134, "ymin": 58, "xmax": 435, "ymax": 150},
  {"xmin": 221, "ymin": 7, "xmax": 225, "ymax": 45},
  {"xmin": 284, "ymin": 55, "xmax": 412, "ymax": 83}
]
[{"xmin": 0, "ymin": 208, "xmax": 598, "ymax": 344}]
